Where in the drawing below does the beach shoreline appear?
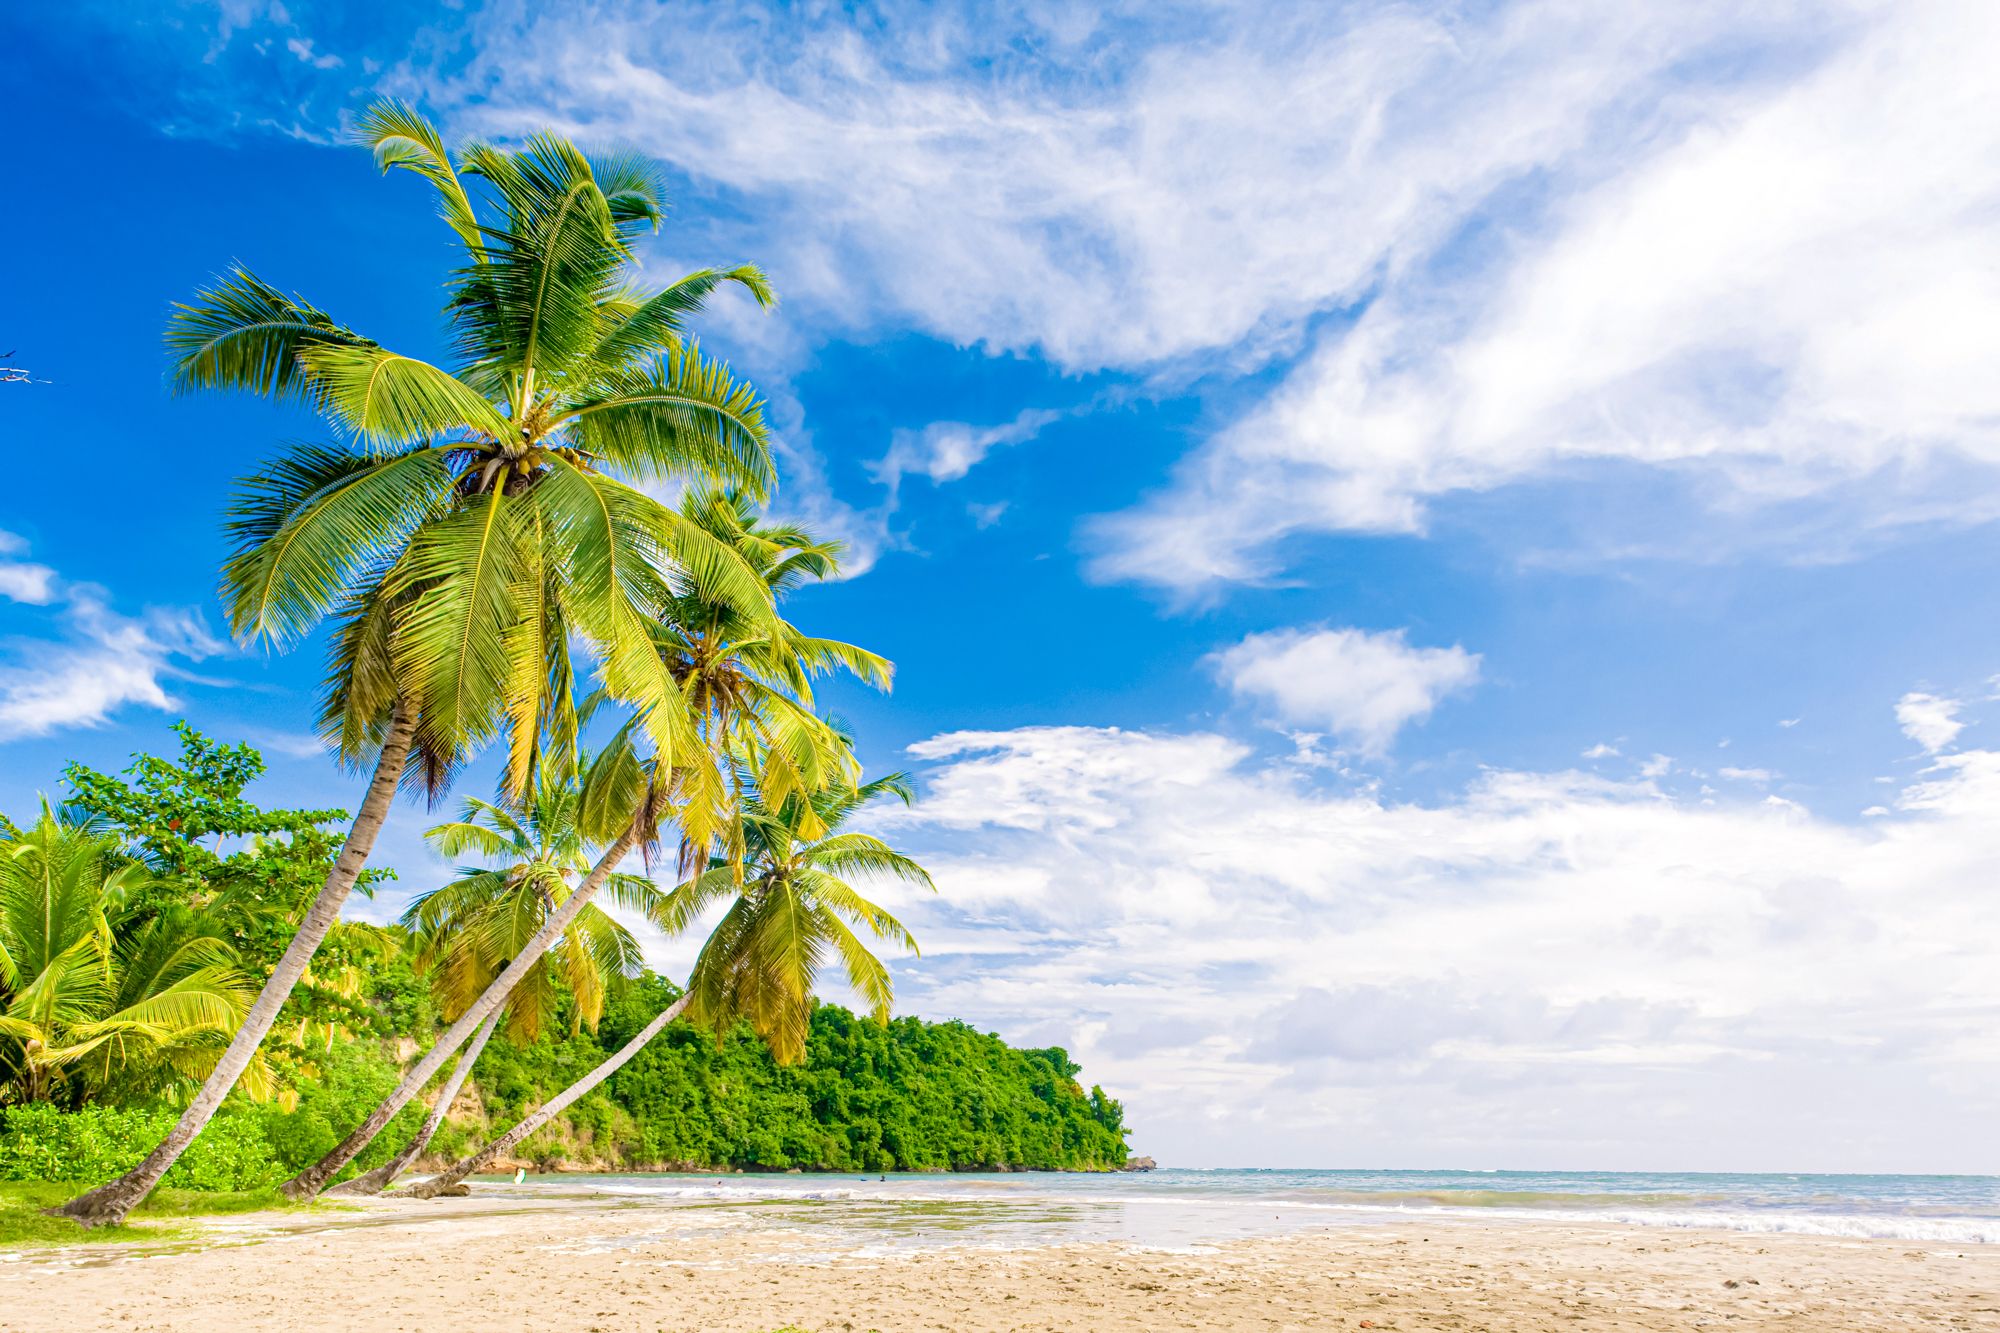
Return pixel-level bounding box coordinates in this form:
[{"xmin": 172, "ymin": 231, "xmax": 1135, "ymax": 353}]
[{"xmin": 3, "ymin": 1187, "xmax": 1993, "ymax": 1331}]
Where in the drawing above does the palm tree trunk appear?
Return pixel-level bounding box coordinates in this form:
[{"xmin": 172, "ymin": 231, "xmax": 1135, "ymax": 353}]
[
  {"xmin": 280, "ymin": 816, "xmax": 644, "ymax": 1200},
  {"xmin": 400, "ymin": 992, "xmax": 690, "ymax": 1199},
  {"xmin": 328, "ymin": 1006, "xmax": 501, "ymax": 1197},
  {"xmin": 54, "ymin": 703, "xmax": 418, "ymax": 1229}
]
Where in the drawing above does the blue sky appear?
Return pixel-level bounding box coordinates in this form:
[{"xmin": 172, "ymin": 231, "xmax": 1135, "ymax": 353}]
[{"xmin": 3, "ymin": 1, "xmax": 1998, "ymax": 1172}]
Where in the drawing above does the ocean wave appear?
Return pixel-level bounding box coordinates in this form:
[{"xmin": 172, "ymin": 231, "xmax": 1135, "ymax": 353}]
[
  {"xmin": 525, "ymin": 1175, "xmax": 2000, "ymax": 1246},
  {"xmin": 1285, "ymin": 1188, "xmax": 1707, "ymax": 1209},
  {"xmin": 580, "ymin": 1182, "xmax": 876, "ymax": 1203},
  {"xmin": 1381, "ymin": 1203, "xmax": 2000, "ymax": 1244}
]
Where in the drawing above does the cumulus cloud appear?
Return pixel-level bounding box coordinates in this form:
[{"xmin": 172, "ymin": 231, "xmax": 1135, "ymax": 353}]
[
  {"xmin": 874, "ymin": 715, "xmax": 2000, "ymax": 1168},
  {"xmin": 1897, "ymin": 691, "xmax": 1965, "ymax": 753},
  {"xmin": 1211, "ymin": 626, "xmax": 1480, "ymax": 755},
  {"xmin": 0, "ymin": 536, "xmax": 220, "ymax": 742}
]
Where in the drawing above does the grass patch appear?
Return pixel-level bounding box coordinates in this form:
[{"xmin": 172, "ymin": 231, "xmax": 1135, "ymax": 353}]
[{"xmin": 0, "ymin": 1181, "xmax": 344, "ymax": 1249}]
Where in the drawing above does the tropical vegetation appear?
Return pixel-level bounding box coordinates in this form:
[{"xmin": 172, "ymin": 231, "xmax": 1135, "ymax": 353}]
[
  {"xmin": 0, "ymin": 734, "xmax": 1128, "ymax": 1196},
  {"xmin": 1, "ymin": 101, "xmax": 1128, "ymax": 1232}
]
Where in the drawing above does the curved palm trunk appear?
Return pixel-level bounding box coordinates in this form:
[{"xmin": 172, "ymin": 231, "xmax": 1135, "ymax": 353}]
[
  {"xmin": 401, "ymin": 993, "xmax": 690, "ymax": 1199},
  {"xmin": 55, "ymin": 703, "xmax": 418, "ymax": 1228},
  {"xmin": 280, "ymin": 817, "xmax": 643, "ymax": 1200},
  {"xmin": 328, "ymin": 1006, "xmax": 501, "ymax": 1197}
]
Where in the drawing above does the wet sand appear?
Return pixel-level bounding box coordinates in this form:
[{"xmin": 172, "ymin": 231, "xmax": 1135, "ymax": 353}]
[{"xmin": 1, "ymin": 1189, "xmax": 1995, "ymax": 1331}]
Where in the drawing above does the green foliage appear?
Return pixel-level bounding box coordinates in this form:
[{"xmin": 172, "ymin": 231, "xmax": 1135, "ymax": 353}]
[
  {"xmin": 0, "ymin": 1039, "xmax": 431, "ymax": 1193},
  {"xmin": 0, "ymin": 727, "xmax": 1130, "ymax": 1191},
  {"xmin": 0, "ymin": 809, "xmax": 267, "ymax": 1108},
  {"xmin": 476, "ymin": 977, "xmax": 1129, "ymax": 1173},
  {"xmin": 43, "ymin": 726, "xmax": 414, "ymax": 1102},
  {"xmin": 0, "ymin": 973, "xmax": 1130, "ymax": 1187},
  {"xmin": 255, "ymin": 1039, "xmax": 429, "ymax": 1179},
  {"xmin": 0, "ymin": 1104, "xmax": 275, "ymax": 1190},
  {"xmin": 61, "ymin": 722, "xmax": 391, "ymax": 977}
]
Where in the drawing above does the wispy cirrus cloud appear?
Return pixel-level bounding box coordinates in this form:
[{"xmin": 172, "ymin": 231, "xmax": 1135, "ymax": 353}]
[
  {"xmin": 77, "ymin": 1, "xmax": 2000, "ymax": 582},
  {"xmin": 0, "ymin": 530, "xmax": 221, "ymax": 742},
  {"xmin": 1091, "ymin": 1, "xmax": 2000, "ymax": 587},
  {"xmin": 872, "ymin": 407, "xmax": 1063, "ymax": 494},
  {"xmin": 392, "ymin": 0, "xmax": 1999, "ymax": 586}
]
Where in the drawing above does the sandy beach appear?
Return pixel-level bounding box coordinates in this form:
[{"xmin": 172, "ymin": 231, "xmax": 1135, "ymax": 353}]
[{"xmin": 2, "ymin": 1189, "xmax": 1994, "ymax": 1332}]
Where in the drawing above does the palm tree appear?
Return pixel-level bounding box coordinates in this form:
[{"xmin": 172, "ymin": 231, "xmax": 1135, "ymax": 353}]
[
  {"xmin": 58, "ymin": 103, "xmax": 779, "ymax": 1227},
  {"xmin": 276, "ymin": 727, "xmax": 662, "ymax": 1200},
  {"xmin": 0, "ymin": 810, "xmax": 272, "ymax": 1108},
  {"xmin": 402, "ymin": 773, "xmax": 931, "ymax": 1196},
  {"xmin": 297, "ymin": 501, "xmax": 883, "ymax": 1197},
  {"xmin": 656, "ymin": 490, "xmax": 892, "ymax": 844},
  {"xmin": 334, "ymin": 752, "xmax": 667, "ymax": 1195}
]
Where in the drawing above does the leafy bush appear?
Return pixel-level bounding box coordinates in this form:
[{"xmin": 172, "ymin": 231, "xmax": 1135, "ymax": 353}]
[
  {"xmin": 256, "ymin": 1039, "xmax": 425, "ymax": 1177},
  {"xmin": 0, "ymin": 1104, "xmax": 279, "ymax": 1191}
]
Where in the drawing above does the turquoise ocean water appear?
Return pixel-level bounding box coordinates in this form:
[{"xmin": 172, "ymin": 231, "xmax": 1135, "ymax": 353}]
[{"xmin": 523, "ymin": 1168, "xmax": 2000, "ymax": 1251}]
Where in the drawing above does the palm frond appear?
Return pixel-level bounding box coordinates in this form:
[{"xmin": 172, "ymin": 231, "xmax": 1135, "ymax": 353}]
[
  {"xmin": 592, "ymin": 266, "xmax": 775, "ymax": 369},
  {"xmin": 222, "ymin": 441, "xmax": 454, "ymax": 646},
  {"xmin": 167, "ymin": 267, "xmax": 375, "ymax": 400},
  {"xmin": 555, "ymin": 344, "xmax": 775, "ymax": 498},
  {"xmin": 297, "ymin": 345, "xmax": 516, "ymax": 444},
  {"xmin": 354, "ymin": 99, "xmax": 482, "ymax": 251}
]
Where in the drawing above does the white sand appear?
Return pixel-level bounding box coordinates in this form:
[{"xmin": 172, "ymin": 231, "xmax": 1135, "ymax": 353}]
[{"xmin": 3, "ymin": 1190, "xmax": 1995, "ymax": 1331}]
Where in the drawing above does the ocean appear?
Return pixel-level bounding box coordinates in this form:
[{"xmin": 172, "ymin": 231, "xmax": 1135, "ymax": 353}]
[{"xmin": 519, "ymin": 1167, "xmax": 2000, "ymax": 1252}]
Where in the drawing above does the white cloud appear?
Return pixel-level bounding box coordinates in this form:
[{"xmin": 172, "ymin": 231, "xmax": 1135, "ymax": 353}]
[
  {"xmin": 115, "ymin": 4, "xmax": 2000, "ymax": 583},
  {"xmin": 1094, "ymin": 1, "xmax": 2000, "ymax": 587},
  {"xmin": 0, "ymin": 535, "xmax": 220, "ymax": 742},
  {"xmin": 0, "ymin": 532, "xmax": 57, "ymax": 606},
  {"xmin": 874, "ymin": 408, "xmax": 1061, "ymax": 492},
  {"xmin": 423, "ymin": 2, "xmax": 1752, "ymax": 371},
  {"xmin": 1718, "ymin": 766, "xmax": 1775, "ymax": 783},
  {"xmin": 284, "ymin": 36, "xmax": 341, "ymax": 70},
  {"xmin": 1897, "ymin": 691, "xmax": 1965, "ymax": 753},
  {"xmin": 1210, "ymin": 626, "xmax": 1479, "ymax": 755},
  {"xmin": 878, "ymin": 714, "xmax": 2000, "ymax": 1168},
  {"xmin": 1581, "ymin": 742, "xmax": 1620, "ymax": 759}
]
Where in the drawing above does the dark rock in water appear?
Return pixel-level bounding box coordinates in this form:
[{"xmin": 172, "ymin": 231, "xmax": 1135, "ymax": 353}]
[
  {"xmin": 434, "ymin": 1182, "xmax": 472, "ymax": 1197},
  {"xmin": 1121, "ymin": 1156, "xmax": 1158, "ymax": 1172}
]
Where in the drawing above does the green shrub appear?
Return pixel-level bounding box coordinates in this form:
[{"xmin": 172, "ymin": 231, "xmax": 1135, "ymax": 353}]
[
  {"xmin": 0, "ymin": 1104, "xmax": 279, "ymax": 1191},
  {"xmin": 257, "ymin": 1040, "xmax": 425, "ymax": 1178}
]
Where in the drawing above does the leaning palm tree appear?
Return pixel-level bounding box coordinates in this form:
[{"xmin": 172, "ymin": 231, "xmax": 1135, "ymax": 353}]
[
  {"xmin": 275, "ymin": 723, "xmax": 668, "ymax": 1200},
  {"xmin": 0, "ymin": 810, "xmax": 272, "ymax": 1108},
  {"xmin": 402, "ymin": 772, "xmax": 931, "ymax": 1197},
  {"xmin": 658, "ymin": 490, "xmax": 892, "ymax": 846},
  {"xmin": 304, "ymin": 503, "xmax": 880, "ymax": 1195},
  {"xmin": 58, "ymin": 102, "xmax": 778, "ymax": 1227},
  {"xmin": 334, "ymin": 752, "xmax": 667, "ymax": 1195}
]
